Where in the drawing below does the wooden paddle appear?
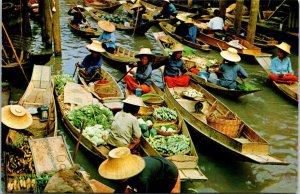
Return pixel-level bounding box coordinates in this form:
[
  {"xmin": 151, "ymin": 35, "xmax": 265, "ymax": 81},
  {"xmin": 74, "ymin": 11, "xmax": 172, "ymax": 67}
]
[
  {"xmin": 132, "ymin": 0, "xmax": 141, "ymax": 36},
  {"xmin": 117, "ymin": 66, "xmax": 135, "ymax": 83},
  {"xmin": 73, "ymin": 120, "xmax": 85, "ymax": 160}
]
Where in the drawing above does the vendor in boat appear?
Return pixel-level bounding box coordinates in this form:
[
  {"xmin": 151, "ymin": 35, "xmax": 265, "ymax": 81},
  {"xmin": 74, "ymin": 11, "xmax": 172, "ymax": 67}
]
[
  {"xmin": 206, "ymin": 9, "xmax": 224, "ymax": 31},
  {"xmin": 153, "ymin": 0, "xmax": 177, "ymax": 19},
  {"xmin": 164, "ymin": 44, "xmax": 190, "ymax": 87},
  {"xmin": 269, "ymin": 42, "xmax": 298, "ymax": 84},
  {"xmin": 184, "ymin": 18, "xmax": 200, "ymax": 43},
  {"xmin": 98, "ymin": 147, "xmax": 180, "ymax": 193},
  {"xmin": 174, "ymin": 15, "xmax": 188, "ymax": 37},
  {"xmin": 124, "ymin": 48, "xmax": 154, "ymax": 94},
  {"xmin": 68, "ymin": 5, "xmax": 88, "ymax": 27},
  {"xmin": 107, "ymin": 96, "xmax": 144, "ymax": 149},
  {"xmin": 97, "ymin": 20, "xmax": 116, "ymax": 54},
  {"xmin": 130, "ymin": 3, "xmax": 146, "ymax": 27},
  {"xmin": 207, "ymin": 47, "xmax": 248, "ymax": 89},
  {"xmin": 76, "ymin": 40, "xmax": 105, "ymax": 77}
]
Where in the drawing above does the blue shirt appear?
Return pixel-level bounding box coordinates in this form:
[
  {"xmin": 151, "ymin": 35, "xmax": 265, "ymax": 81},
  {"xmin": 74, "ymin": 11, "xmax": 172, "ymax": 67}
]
[
  {"xmin": 185, "ymin": 25, "xmax": 199, "ymax": 43},
  {"xmin": 217, "ymin": 62, "xmax": 248, "ymax": 89},
  {"xmin": 97, "ymin": 31, "xmax": 116, "ymax": 49},
  {"xmin": 157, "ymin": 3, "xmax": 177, "ymax": 18},
  {"xmin": 80, "ymin": 54, "xmax": 103, "ymax": 74},
  {"xmin": 130, "ymin": 61, "xmax": 152, "ymax": 86},
  {"xmin": 164, "ymin": 56, "xmax": 187, "ymax": 77},
  {"xmin": 270, "ymin": 56, "xmax": 294, "ymax": 75}
]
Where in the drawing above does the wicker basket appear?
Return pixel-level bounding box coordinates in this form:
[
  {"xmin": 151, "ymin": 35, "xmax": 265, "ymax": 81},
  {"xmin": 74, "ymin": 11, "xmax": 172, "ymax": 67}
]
[
  {"xmin": 94, "ymin": 80, "xmax": 116, "ymax": 98},
  {"xmin": 206, "ymin": 113, "xmax": 241, "ymax": 138},
  {"xmin": 153, "ymin": 123, "xmax": 180, "ymax": 136}
]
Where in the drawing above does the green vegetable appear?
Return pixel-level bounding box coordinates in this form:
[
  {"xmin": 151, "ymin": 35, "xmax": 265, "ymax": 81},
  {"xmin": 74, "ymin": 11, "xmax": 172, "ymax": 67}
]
[
  {"xmin": 149, "ymin": 128, "xmax": 157, "ymax": 136},
  {"xmin": 143, "ymin": 130, "xmax": 150, "ymax": 138},
  {"xmin": 54, "ymin": 74, "xmax": 75, "ymax": 95},
  {"xmin": 140, "ymin": 124, "xmax": 149, "ymax": 132},
  {"xmin": 153, "ymin": 107, "xmax": 177, "ymax": 121},
  {"xmin": 237, "ymin": 83, "xmax": 259, "ymax": 91}
]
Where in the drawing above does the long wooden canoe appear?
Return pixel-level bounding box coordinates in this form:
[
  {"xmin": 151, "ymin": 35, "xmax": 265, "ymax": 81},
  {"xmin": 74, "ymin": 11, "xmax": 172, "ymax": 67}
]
[
  {"xmin": 255, "ymin": 56, "xmax": 298, "ymax": 104},
  {"xmin": 159, "ymin": 22, "xmax": 211, "ymax": 52},
  {"xmin": 67, "ymin": 18, "xmax": 101, "ymax": 38},
  {"xmin": 125, "ymin": 80, "xmax": 207, "ymax": 181},
  {"xmin": 159, "ymin": 81, "xmax": 287, "ymax": 165},
  {"xmin": 84, "ymin": 0, "xmax": 122, "ymax": 13}
]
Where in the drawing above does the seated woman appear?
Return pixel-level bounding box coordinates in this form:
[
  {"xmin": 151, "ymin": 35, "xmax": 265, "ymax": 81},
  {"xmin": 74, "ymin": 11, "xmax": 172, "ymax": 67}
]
[
  {"xmin": 107, "ymin": 96, "xmax": 145, "ymax": 149},
  {"xmin": 269, "ymin": 42, "xmax": 298, "ymax": 84},
  {"xmin": 207, "ymin": 9, "xmax": 224, "ymax": 31},
  {"xmin": 67, "ymin": 5, "xmax": 87, "ymax": 27},
  {"xmin": 164, "ymin": 44, "xmax": 190, "ymax": 87},
  {"xmin": 124, "ymin": 48, "xmax": 154, "ymax": 94},
  {"xmin": 208, "ymin": 47, "xmax": 248, "ymax": 89},
  {"xmin": 153, "ymin": 0, "xmax": 177, "ymax": 19},
  {"xmin": 174, "ymin": 15, "xmax": 188, "ymax": 37},
  {"xmin": 76, "ymin": 40, "xmax": 105, "ymax": 77},
  {"xmin": 97, "ymin": 21, "xmax": 116, "ymax": 54}
]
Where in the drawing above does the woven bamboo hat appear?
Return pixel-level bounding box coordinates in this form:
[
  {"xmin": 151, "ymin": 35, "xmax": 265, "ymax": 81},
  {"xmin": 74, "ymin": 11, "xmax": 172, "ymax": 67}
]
[
  {"xmin": 275, "ymin": 42, "xmax": 291, "ymax": 54},
  {"xmin": 135, "ymin": 48, "xmax": 154, "ymax": 59},
  {"xmin": 163, "ymin": 0, "xmax": 170, "ymax": 3},
  {"xmin": 98, "ymin": 147, "xmax": 145, "ymax": 180},
  {"xmin": 123, "ymin": 95, "xmax": 147, "ymax": 107},
  {"xmin": 130, "ymin": 3, "xmax": 142, "ymax": 10},
  {"xmin": 98, "ymin": 20, "xmax": 116, "ymax": 32},
  {"xmin": 86, "ymin": 40, "xmax": 105, "ymax": 53},
  {"xmin": 176, "ymin": 15, "xmax": 187, "ymax": 22},
  {"xmin": 2, "ymin": 105, "xmax": 33, "ymax": 129},
  {"xmin": 171, "ymin": 43, "xmax": 185, "ymax": 52},
  {"xmin": 220, "ymin": 47, "xmax": 241, "ymax": 62},
  {"xmin": 185, "ymin": 17, "xmax": 193, "ymax": 24}
]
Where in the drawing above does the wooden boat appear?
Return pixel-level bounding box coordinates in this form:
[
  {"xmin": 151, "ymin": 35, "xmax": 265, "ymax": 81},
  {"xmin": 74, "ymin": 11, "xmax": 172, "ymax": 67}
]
[
  {"xmin": 125, "ymin": 81, "xmax": 207, "ymax": 181},
  {"xmin": 198, "ymin": 30, "xmax": 272, "ymax": 57},
  {"xmin": 67, "ymin": 18, "xmax": 101, "ymax": 38},
  {"xmin": 185, "ymin": 72, "xmax": 262, "ymax": 98},
  {"xmin": 84, "ymin": 0, "xmax": 122, "ymax": 13},
  {"xmin": 159, "ymin": 81, "xmax": 287, "ymax": 164},
  {"xmin": 255, "ymin": 56, "xmax": 298, "ymax": 104},
  {"xmin": 77, "ymin": 67, "xmax": 124, "ymax": 110},
  {"xmin": 88, "ymin": 8, "xmax": 154, "ymax": 34},
  {"xmin": 159, "ymin": 22, "xmax": 211, "ymax": 52}
]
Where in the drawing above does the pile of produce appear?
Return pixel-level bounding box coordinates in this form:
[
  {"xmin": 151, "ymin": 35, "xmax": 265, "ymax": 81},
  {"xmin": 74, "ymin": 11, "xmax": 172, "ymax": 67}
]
[
  {"xmin": 138, "ymin": 117, "xmax": 157, "ymax": 138},
  {"xmin": 82, "ymin": 124, "xmax": 110, "ymax": 146},
  {"xmin": 35, "ymin": 172, "xmax": 55, "ymax": 193},
  {"xmin": 7, "ymin": 175, "xmax": 36, "ymax": 192},
  {"xmin": 236, "ymin": 83, "xmax": 260, "ymax": 91},
  {"xmin": 182, "ymin": 89, "xmax": 203, "ymax": 98},
  {"xmin": 97, "ymin": 14, "xmax": 129, "ymax": 24},
  {"xmin": 153, "ymin": 107, "xmax": 177, "ymax": 121},
  {"xmin": 54, "ymin": 74, "xmax": 75, "ymax": 95},
  {"xmin": 147, "ymin": 134, "xmax": 190, "ymax": 156},
  {"xmin": 154, "ymin": 124, "xmax": 178, "ymax": 133},
  {"xmin": 67, "ymin": 105, "xmax": 114, "ymax": 130}
]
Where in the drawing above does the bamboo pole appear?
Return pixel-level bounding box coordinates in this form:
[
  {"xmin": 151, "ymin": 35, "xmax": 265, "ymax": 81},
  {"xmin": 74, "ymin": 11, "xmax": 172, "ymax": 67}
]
[
  {"xmin": 2, "ymin": 22, "xmax": 29, "ymax": 83},
  {"xmin": 234, "ymin": 0, "xmax": 244, "ymax": 36},
  {"xmin": 246, "ymin": 0, "xmax": 260, "ymax": 44},
  {"xmin": 53, "ymin": 0, "xmax": 61, "ymax": 55}
]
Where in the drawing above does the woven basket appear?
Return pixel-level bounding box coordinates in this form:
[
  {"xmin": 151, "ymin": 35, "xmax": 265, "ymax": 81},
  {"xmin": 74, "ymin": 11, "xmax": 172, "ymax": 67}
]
[
  {"xmin": 206, "ymin": 113, "xmax": 241, "ymax": 138},
  {"xmin": 153, "ymin": 123, "xmax": 180, "ymax": 136},
  {"xmin": 94, "ymin": 80, "xmax": 116, "ymax": 98}
]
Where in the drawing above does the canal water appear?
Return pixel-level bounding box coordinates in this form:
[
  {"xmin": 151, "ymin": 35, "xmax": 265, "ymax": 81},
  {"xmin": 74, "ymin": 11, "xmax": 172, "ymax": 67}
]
[{"xmin": 6, "ymin": 0, "xmax": 298, "ymax": 192}]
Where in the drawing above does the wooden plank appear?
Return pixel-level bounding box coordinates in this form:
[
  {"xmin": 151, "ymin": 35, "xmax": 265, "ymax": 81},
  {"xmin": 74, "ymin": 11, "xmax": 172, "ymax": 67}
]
[
  {"xmin": 255, "ymin": 56, "xmax": 272, "ymax": 73},
  {"xmin": 179, "ymin": 169, "xmax": 207, "ymax": 180},
  {"xmin": 244, "ymin": 154, "xmax": 288, "ymax": 165}
]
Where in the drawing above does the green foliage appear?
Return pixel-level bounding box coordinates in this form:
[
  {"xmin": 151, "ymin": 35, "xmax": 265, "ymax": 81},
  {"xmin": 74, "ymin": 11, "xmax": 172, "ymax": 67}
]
[
  {"xmin": 54, "ymin": 74, "xmax": 75, "ymax": 95},
  {"xmin": 237, "ymin": 83, "xmax": 259, "ymax": 91}
]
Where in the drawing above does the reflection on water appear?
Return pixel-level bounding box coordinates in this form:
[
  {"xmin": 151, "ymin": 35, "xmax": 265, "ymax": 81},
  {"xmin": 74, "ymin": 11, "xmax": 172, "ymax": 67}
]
[{"xmin": 27, "ymin": 0, "xmax": 299, "ymax": 192}]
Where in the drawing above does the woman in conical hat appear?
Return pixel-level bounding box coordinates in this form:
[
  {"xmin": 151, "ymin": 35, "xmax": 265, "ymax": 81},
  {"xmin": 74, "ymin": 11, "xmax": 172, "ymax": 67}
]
[
  {"xmin": 76, "ymin": 40, "xmax": 105, "ymax": 77},
  {"xmin": 68, "ymin": 4, "xmax": 87, "ymax": 27},
  {"xmin": 164, "ymin": 43, "xmax": 190, "ymax": 88},
  {"xmin": 107, "ymin": 95, "xmax": 146, "ymax": 149},
  {"xmin": 184, "ymin": 17, "xmax": 200, "ymax": 43},
  {"xmin": 124, "ymin": 48, "xmax": 154, "ymax": 94},
  {"xmin": 207, "ymin": 47, "xmax": 248, "ymax": 89},
  {"xmin": 98, "ymin": 147, "xmax": 179, "ymax": 193},
  {"xmin": 269, "ymin": 42, "xmax": 298, "ymax": 84},
  {"xmin": 153, "ymin": 0, "xmax": 177, "ymax": 19},
  {"xmin": 97, "ymin": 20, "xmax": 116, "ymax": 54}
]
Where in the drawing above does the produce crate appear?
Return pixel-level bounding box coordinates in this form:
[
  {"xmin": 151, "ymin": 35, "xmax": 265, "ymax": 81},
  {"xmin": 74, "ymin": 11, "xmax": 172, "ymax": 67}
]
[
  {"xmin": 29, "ymin": 136, "xmax": 74, "ymax": 176},
  {"xmin": 153, "ymin": 123, "xmax": 180, "ymax": 136}
]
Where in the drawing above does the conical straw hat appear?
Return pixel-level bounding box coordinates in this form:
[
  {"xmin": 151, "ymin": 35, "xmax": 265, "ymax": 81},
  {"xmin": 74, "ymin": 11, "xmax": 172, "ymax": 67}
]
[
  {"xmin": 98, "ymin": 20, "xmax": 116, "ymax": 32},
  {"xmin": 2, "ymin": 105, "xmax": 33, "ymax": 129},
  {"xmin": 176, "ymin": 15, "xmax": 187, "ymax": 22},
  {"xmin": 171, "ymin": 43, "xmax": 184, "ymax": 52},
  {"xmin": 185, "ymin": 17, "xmax": 193, "ymax": 24},
  {"xmin": 275, "ymin": 42, "xmax": 291, "ymax": 54},
  {"xmin": 98, "ymin": 147, "xmax": 145, "ymax": 180},
  {"xmin": 220, "ymin": 47, "xmax": 241, "ymax": 62},
  {"xmin": 122, "ymin": 95, "xmax": 147, "ymax": 107},
  {"xmin": 135, "ymin": 48, "xmax": 154, "ymax": 58},
  {"xmin": 86, "ymin": 40, "xmax": 105, "ymax": 53}
]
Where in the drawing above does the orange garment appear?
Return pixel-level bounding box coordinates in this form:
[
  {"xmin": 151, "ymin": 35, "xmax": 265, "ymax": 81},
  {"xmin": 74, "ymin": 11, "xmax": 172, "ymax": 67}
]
[
  {"xmin": 164, "ymin": 75, "xmax": 190, "ymax": 88},
  {"xmin": 190, "ymin": 68, "xmax": 199, "ymax": 75},
  {"xmin": 170, "ymin": 175, "xmax": 181, "ymax": 193},
  {"xmin": 269, "ymin": 73, "xmax": 298, "ymax": 84},
  {"xmin": 124, "ymin": 75, "xmax": 151, "ymax": 93},
  {"xmin": 128, "ymin": 138, "xmax": 140, "ymax": 150}
]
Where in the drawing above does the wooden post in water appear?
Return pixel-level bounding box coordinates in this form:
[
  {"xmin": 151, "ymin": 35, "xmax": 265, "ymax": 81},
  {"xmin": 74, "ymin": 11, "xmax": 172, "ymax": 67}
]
[
  {"xmin": 246, "ymin": 0, "xmax": 260, "ymax": 44},
  {"xmin": 42, "ymin": 0, "xmax": 53, "ymax": 48},
  {"xmin": 234, "ymin": 0, "xmax": 244, "ymax": 36},
  {"xmin": 219, "ymin": 0, "xmax": 227, "ymax": 20},
  {"xmin": 52, "ymin": 0, "xmax": 62, "ymax": 55}
]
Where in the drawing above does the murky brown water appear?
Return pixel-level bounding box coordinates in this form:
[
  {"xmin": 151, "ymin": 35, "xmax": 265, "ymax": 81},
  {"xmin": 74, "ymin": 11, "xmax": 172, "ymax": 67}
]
[{"xmin": 5, "ymin": 0, "xmax": 298, "ymax": 192}]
